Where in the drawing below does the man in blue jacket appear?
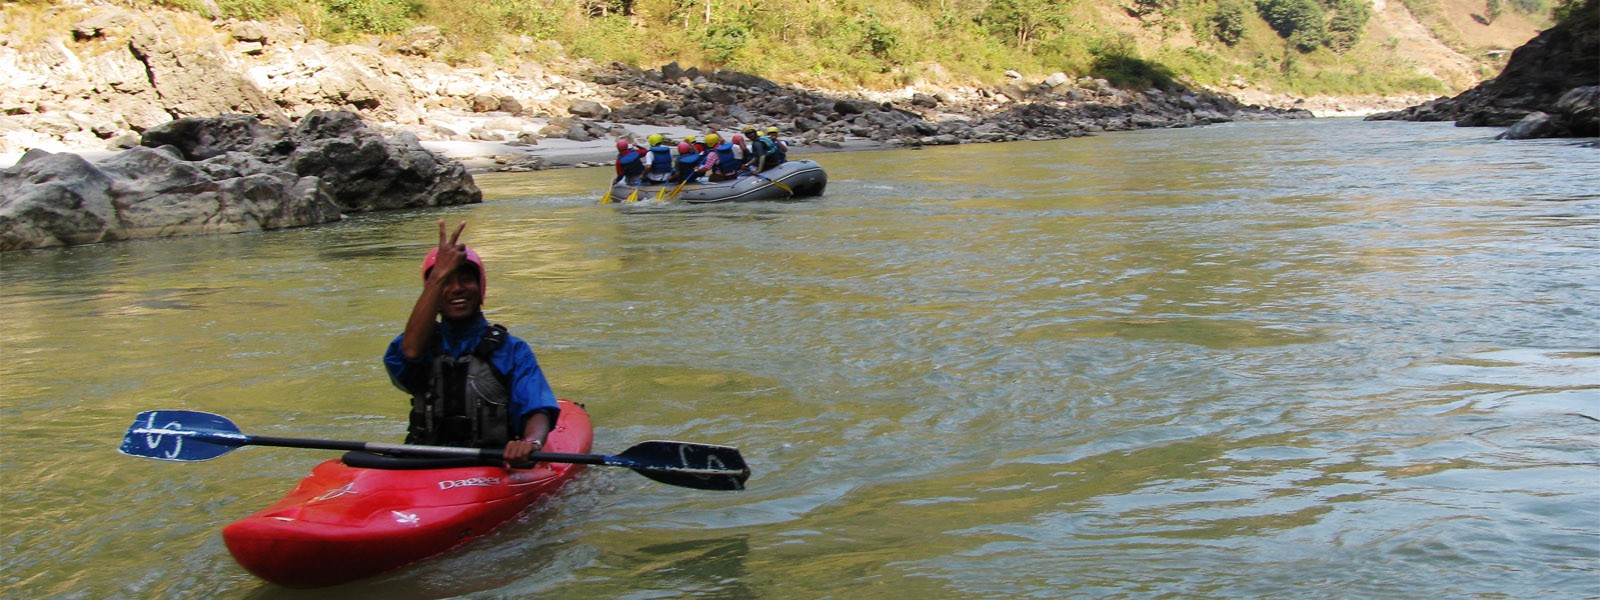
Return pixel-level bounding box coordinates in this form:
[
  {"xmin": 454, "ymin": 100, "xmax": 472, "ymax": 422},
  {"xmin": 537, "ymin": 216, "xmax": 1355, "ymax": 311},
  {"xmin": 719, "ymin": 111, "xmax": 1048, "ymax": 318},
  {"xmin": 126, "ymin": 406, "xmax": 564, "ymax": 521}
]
[{"xmin": 383, "ymin": 220, "xmax": 559, "ymax": 465}]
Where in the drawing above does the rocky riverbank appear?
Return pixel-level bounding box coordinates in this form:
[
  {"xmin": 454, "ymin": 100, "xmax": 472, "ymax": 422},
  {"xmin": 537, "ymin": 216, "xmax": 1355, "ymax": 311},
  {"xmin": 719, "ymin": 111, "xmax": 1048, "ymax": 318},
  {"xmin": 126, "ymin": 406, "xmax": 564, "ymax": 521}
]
[
  {"xmin": 0, "ymin": 4, "xmax": 1317, "ymax": 172},
  {"xmin": 1, "ymin": 111, "xmax": 477, "ymax": 251},
  {"xmin": 1367, "ymin": 0, "xmax": 1598, "ymax": 139}
]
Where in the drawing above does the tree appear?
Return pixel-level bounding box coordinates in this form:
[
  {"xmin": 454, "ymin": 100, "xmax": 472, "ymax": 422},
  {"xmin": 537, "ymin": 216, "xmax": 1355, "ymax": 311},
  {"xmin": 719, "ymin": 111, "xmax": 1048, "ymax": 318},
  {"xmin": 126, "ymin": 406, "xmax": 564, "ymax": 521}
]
[
  {"xmin": 978, "ymin": 0, "xmax": 1068, "ymax": 50},
  {"xmin": 1326, "ymin": 0, "xmax": 1371, "ymax": 52},
  {"xmin": 1256, "ymin": 0, "xmax": 1328, "ymax": 52},
  {"xmin": 1211, "ymin": 1, "xmax": 1247, "ymax": 45}
]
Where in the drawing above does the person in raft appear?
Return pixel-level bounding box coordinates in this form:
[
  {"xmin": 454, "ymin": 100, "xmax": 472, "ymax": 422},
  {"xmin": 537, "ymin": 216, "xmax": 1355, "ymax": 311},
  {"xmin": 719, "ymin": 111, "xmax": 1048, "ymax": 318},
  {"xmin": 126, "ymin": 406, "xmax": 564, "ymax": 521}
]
[{"xmin": 383, "ymin": 220, "xmax": 559, "ymax": 466}]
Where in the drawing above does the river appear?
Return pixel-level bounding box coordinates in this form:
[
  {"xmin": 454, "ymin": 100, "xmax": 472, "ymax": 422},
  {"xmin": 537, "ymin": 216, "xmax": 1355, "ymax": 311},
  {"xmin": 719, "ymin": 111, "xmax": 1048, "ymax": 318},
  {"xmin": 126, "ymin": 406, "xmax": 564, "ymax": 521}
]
[{"xmin": 3, "ymin": 118, "xmax": 1597, "ymax": 598}]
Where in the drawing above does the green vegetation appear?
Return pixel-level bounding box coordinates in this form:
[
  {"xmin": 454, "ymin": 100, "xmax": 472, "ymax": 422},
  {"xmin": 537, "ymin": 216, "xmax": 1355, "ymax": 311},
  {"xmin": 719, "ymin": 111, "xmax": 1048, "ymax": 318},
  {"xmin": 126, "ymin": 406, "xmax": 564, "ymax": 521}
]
[{"xmin": 60, "ymin": 0, "xmax": 1541, "ymax": 96}]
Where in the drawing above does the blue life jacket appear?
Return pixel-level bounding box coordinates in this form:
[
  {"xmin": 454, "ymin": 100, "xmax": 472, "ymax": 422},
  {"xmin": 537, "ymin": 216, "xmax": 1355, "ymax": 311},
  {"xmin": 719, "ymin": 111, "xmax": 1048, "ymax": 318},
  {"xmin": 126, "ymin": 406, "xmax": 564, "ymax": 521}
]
[
  {"xmin": 674, "ymin": 152, "xmax": 701, "ymax": 181},
  {"xmin": 649, "ymin": 145, "xmax": 674, "ymax": 174},
  {"xmin": 617, "ymin": 150, "xmax": 644, "ymax": 177},
  {"xmin": 712, "ymin": 143, "xmax": 739, "ymax": 176}
]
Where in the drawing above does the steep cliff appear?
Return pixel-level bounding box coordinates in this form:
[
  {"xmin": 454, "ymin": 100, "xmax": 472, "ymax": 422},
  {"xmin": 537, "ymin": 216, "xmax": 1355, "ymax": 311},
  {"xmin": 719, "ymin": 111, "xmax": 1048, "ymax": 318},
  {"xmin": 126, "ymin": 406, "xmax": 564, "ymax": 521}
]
[{"xmin": 1368, "ymin": 0, "xmax": 1598, "ymax": 138}]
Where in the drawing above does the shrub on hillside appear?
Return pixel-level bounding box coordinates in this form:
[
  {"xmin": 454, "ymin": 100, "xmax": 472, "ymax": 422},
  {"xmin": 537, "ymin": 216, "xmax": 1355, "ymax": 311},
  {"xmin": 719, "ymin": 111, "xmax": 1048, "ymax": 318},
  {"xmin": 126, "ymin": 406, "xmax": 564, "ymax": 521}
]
[
  {"xmin": 1211, "ymin": 1, "xmax": 1247, "ymax": 46},
  {"xmin": 1256, "ymin": 0, "xmax": 1329, "ymax": 52}
]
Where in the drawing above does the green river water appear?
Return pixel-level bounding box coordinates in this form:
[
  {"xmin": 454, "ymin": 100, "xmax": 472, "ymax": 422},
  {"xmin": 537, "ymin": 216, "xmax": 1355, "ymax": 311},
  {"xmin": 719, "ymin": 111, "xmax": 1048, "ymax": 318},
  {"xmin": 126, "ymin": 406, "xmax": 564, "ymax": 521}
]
[{"xmin": 2, "ymin": 119, "xmax": 1598, "ymax": 598}]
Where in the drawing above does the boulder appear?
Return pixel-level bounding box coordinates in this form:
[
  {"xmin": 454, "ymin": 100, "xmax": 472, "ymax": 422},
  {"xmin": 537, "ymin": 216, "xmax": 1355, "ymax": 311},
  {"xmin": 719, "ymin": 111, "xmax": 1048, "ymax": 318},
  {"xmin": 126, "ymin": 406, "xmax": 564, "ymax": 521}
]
[
  {"xmin": 1, "ymin": 111, "xmax": 479, "ymax": 250},
  {"xmin": 0, "ymin": 146, "xmax": 340, "ymax": 251},
  {"xmin": 1496, "ymin": 112, "xmax": 1558, "ymax": 139},
  {"xmin": 568, "ymin": 100, "xmax": 611, "ymax": 118},
  {"xmin": 1556, "ymin": 85, "xmax": 1598, "ymax": 137}
]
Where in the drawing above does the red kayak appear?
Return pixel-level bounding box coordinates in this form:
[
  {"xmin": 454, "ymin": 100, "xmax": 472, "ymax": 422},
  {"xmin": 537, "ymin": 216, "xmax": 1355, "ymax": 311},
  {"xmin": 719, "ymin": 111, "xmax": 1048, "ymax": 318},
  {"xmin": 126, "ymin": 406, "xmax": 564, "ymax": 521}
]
[{"xmin": 221, "ymin": 399, "xmax": 593, "ymax": 588}]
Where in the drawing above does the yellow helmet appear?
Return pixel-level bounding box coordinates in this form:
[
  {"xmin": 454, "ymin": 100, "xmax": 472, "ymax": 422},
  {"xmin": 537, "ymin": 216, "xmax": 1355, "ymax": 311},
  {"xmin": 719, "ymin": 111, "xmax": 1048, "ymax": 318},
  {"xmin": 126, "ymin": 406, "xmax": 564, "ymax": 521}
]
[
  {"xmin": 647, "ymin": 133, "xmax": 664, "ymax": 146},
  {"xmin": 685, "ymin": 135, "xmax": 697, "ymax": 143},
  {"xmin": 766, "ymin": 126, "xmax": 779, "ymax": 134},
  {"xmin": 705, "ymin": 133, "xmax": 721, "ymax": 146}
]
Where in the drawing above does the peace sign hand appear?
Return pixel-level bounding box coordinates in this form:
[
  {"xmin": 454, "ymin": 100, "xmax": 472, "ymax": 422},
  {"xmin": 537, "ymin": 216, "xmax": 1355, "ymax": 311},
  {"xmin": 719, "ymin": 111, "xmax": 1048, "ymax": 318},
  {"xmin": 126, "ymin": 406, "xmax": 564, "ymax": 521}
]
[{"xmin": 427, "ymin": 220, "xmax": 469, "ymax": 286}]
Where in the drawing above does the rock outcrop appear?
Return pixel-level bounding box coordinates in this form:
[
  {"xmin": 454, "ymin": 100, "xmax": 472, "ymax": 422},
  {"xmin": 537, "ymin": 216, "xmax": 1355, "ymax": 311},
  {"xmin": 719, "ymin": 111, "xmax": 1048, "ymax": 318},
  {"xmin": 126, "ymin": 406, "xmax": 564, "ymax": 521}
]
[
  {"xmin": 1368, "ymin": 0, "xmax": 1598, "ymax": 139},
  {"xmin": 593, "ymin": 62, "xmax": 1298, "ymax": 150},
  {"xmin": 1, "ymin": 111, "xmax": 480, "ymax": 250}
]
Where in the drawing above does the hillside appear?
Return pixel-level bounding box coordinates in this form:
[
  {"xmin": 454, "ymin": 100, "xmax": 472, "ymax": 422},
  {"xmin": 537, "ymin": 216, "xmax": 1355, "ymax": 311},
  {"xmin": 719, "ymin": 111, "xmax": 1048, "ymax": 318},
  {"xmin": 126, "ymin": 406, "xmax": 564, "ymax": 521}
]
[
  {"xmin": 0, "ymin": 0, "xmax": 1554, "ymax": 159},
  {"xmin": 5, "ymin": 0, "xmax": 1546, "ymax": 94}
]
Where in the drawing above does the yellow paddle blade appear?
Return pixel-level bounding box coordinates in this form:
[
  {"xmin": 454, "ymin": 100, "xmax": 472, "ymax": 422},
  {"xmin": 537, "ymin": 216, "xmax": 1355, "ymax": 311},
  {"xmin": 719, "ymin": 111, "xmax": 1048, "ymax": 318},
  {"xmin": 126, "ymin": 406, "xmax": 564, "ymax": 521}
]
[
  {"xmin": 625, "ymin": 187, "xmax": 640, "ymax": 203},
  {"xmin": 667, "ymin": 180, "xmax": 689, "ymax": 201},
  {"xmin": 601, "ymin": 189, "xmax": 613, "ymax": 204}
]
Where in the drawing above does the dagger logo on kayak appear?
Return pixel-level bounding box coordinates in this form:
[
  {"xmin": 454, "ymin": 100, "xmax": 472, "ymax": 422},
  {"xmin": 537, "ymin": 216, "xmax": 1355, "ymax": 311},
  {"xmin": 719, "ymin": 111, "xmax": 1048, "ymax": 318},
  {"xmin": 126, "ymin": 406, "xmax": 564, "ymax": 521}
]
[
  {"xmin": 392, "ymin": 511, "xmax": 420, "ymax": 525},
  {"xmin": 438, "ymin": 477, "xmax": 501, "ymax": 490}
]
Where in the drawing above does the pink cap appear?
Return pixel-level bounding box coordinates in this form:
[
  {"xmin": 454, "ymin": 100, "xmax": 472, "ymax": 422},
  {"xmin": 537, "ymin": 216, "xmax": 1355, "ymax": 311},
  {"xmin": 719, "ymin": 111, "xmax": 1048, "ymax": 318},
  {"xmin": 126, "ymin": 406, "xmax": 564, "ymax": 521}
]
[
  {"xmin": 422, "ymin": 246, "xmax": 486, "ymax": 296},
  {"xmin": 616, "ymin": 140, "xmax": 631, "ymax": 150}
]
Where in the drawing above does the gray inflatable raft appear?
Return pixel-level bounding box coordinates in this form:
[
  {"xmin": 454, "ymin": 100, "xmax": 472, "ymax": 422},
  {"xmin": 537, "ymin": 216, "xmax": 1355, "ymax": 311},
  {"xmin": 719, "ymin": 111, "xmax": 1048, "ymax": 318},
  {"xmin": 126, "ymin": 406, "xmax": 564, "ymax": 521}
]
[{"xmin": 606, "ymin": 160, "xmax": 827, "ymax": 204}]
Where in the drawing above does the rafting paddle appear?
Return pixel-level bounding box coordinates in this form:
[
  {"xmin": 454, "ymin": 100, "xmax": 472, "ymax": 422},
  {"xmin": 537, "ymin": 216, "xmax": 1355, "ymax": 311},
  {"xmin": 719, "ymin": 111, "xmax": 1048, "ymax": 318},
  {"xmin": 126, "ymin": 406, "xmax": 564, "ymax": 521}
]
[
  {"xmin": 664, "ymin": 177, "xmax": 690, "ymax": 201},
  {"xmin": 120, "ymin": 410, "xmax": 750, "ymax": 491},
  {"xmin": 754, "ymin": 173, "xmax": 793, "ymax": 197}
]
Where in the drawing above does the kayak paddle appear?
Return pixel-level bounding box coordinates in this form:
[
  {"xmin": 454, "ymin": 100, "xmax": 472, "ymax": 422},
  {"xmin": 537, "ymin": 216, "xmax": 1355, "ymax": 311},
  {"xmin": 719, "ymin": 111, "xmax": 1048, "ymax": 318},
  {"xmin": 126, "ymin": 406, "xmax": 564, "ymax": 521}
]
[{"xmin": 120, "ymin": 410, "xmax": 750, "ymax": 491}]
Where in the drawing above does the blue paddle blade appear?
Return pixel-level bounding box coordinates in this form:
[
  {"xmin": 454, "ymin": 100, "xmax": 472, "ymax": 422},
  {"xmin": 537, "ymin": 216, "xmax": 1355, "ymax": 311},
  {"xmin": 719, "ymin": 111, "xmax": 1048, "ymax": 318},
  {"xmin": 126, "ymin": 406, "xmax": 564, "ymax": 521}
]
[{"xmin": 119, "ymin": 410, "xmax": 249, "ymax": 462}]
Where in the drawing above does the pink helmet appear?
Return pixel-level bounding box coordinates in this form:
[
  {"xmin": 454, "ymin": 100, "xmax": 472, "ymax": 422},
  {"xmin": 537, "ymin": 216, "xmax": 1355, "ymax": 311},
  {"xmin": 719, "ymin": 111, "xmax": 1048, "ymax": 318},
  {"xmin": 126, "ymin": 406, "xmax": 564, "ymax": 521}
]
[
  {"xmin": 677, "ymin": 142, "xmax": 691, "ymax": 153},
  {"xmin": 422, "ymin": 246, "xmax": 486, "ymax": 296},
  {"xmin": 616, "ymin": 140, "xmax": 630, "ymax": 151},
  {"xmin": 732, "ymin": 134, "xmax": 744, "ymax": 145}
]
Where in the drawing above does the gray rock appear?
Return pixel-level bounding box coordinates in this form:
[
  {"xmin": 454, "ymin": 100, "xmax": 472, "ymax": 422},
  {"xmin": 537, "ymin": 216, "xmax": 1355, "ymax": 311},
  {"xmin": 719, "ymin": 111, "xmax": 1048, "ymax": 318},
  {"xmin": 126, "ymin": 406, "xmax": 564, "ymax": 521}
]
[
  {"xmin": 2, "ymin": 111, "xmax": 478, "ymax": 250},
  {"xmin": 1, "ymin": 146, "xmax": 341, "ymax": 251},
  {"xmin": 142, "ymin": 114, "xmax": 283, "ymax": 161},
  {"xmin": 566, "ymin": 123, "xmax": 596, "ymax": 141},
  {"xmin": 661, "ymin": 61, "xmax": 685, "ymax": 81},
  {"xmin": 569, "ymin": 100, "xmax": 611, "ymax": 118},
  {"xmin": 1496, "ymin": 112, "xmax": 1557, "ymax": 139},
  {"xmin": 128, "ymin": 14, "xmax": 285, "ymax": 122},
  {"xmin": 1555, "ymin": 85, "xmax": 1598, "ymax": 136}
]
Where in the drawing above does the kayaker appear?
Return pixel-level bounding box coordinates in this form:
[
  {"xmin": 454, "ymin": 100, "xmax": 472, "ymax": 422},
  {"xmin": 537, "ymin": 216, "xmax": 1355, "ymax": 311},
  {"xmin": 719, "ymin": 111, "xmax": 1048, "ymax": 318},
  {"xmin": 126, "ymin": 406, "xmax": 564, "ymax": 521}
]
[{"xmin": 383, "ymin": 220, "xmax": 560, "ymax": 466}]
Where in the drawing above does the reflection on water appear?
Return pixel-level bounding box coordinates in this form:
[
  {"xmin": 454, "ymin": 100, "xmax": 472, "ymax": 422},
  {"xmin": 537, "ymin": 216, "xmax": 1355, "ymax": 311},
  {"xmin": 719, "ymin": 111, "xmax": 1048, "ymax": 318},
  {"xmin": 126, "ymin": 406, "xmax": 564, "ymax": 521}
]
[{"xmin": 3, "ymin": 119, "xmax": 1598, "ymax": 598}]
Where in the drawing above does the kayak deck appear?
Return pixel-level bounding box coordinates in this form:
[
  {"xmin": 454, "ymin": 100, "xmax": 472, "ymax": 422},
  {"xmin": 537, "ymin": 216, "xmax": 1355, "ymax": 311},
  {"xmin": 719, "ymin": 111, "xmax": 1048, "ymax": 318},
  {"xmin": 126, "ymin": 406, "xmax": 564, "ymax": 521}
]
[{"xmin": 221, "ymin": 399, "xmax": 593, "ymax": 588}]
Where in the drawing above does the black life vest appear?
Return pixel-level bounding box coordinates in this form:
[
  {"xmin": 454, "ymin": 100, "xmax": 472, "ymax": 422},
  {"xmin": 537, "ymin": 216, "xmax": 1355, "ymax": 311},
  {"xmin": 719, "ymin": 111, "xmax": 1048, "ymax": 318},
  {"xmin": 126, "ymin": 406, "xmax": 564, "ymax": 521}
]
[{"xmin": 406, "ymin": 324, "xmax": 514, "ymax": 448}]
